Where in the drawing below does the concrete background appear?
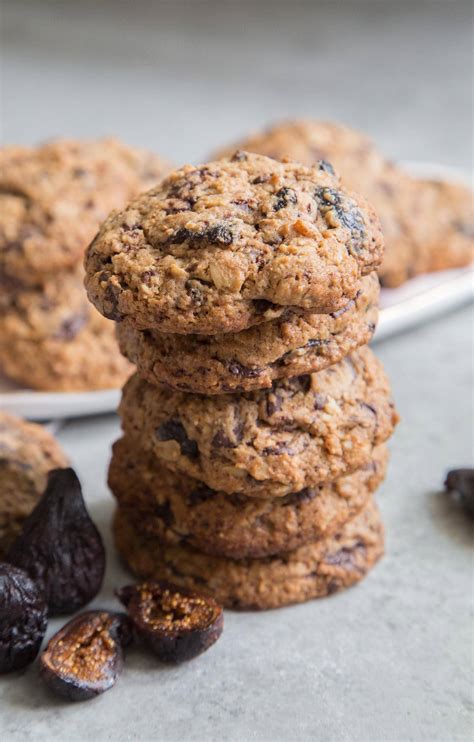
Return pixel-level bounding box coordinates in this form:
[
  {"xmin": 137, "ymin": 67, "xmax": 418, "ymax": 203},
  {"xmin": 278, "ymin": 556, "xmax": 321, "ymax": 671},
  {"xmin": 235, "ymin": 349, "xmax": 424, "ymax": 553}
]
[{"xmin": 0, "ymin": 2, "xmax": 473, "ymax": 741}]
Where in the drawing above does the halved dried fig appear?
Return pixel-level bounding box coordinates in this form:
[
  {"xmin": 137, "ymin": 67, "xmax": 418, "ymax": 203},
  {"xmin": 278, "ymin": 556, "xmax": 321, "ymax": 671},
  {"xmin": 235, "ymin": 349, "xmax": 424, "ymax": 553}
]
[
  {"xmin": 40, "ymin": 610, "xmax": 131, "ymax": 701},
  {"xmin": 117, "ymin": 581, "xmax": 223, "ymax": 663},
  {"xmin": 0, "ymin": 562, "xmax": 47, "ymax": 673},
  {"xmin": 445, "ymin": 468, "xmax": 474, "ymax": 518},
  {"xmin": 7, "ymin": 468, "xmax": 105, "ymax": 615}
]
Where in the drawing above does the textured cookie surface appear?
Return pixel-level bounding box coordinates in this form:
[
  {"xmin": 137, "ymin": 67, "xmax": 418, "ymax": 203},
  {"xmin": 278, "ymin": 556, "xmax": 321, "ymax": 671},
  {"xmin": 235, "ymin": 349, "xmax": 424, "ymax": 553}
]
[
  {"xmin": 109, "ymin": 436, "xmax": 388, "ymax": 558},
  {"xmin": 0, "ymin": 412, "xmax": 69, "ymax": 555},
  {"xmin": 119, "ymin": 346, "xmax": 398, "ymax": 497},
  {"xmin": 0, "ymin": 271, "xmax": 133, "ymax": 391},
  {"xmin": 113, "ymin": 499, "xmax": 384, "ymax": 610},
  {"xmin": 0, "ymin": 138, "xmax": 169, "ymax": 285},
  {"xmin": 85, "ymin": 151, "xmax": 384, "ymax": 334},
  {"xmin": 117, "ymin": 271, "xmax": 379, "ymax": 394},
  {"xmin": 215, "ymin": 120, "xmax": 473, "ymax": 287}
]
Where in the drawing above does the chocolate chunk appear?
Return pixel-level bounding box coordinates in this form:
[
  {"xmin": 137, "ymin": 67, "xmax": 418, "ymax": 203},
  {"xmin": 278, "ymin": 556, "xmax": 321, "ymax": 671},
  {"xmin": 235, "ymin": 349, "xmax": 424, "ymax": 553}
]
[
  {"xmin": 188, "ymin": 485, "xmax": 215, "ymax": 506},
  {"xmin": 286, "ymin": 487, "xmax": 318, "ymax": 505},
  {"xmin": 266, "ymin": 392, "xmax": 282, "ymax": 416},
  {"xmin": 202, "ymin": 223, "xmax": 234, "ymax": 245},
  {"xmin": 155, "ymin": 420, "xmax": 199, "ymax": 460},
  {"xmin": 98, "ymin": 272, "xmax": 122, "ymax": 321},
  {"xmin": 185, "ymin": 281, "xmax": 204, "ymax": 306},
  {"xmin": 262, "ymin": 441, "xmax": 293, "ymax": 456},
  {"xmin": 252, "ymin": 175, "xmax": 270, "ymax": 185},
  {"xmin": 324, "ymin": 541, "xmax": 366, "ymax": 569},
  {"xmin": 228, "ymin": 361, "xmax": 262, "ymax": 378},
  {"xmin": 287, "ymin": 375, "xmax": 312, "ymax": 394},
  {"xmin": 172, "ymin": 227, "xmax": 194, "ymax": 244},
  {"xmin": 253, "ymin": 299, "xmax": 278, "ymax": 314},
  {"xmin": 315, "ymin": 187, "xmax": 365, "ymax": 255},
  {"xmin": 233, "ymin": 418, "xmax": 244, "ymax": 443},
  {"xmin": 212, "ymin": 430, "xmax": 235, "ymax": 449},
  {"xmin": 170, "ymin": 223, "xmax": 234, "ymax": 246},
  {"xmin": 273, "ymin": 187, "xmax": 298, "ymax": 211},
  {"xmin": 305, "ymin": 338, "xmax": 330, "ymax": 350},
  {"xmin": 153, "ymin": 501, "xmax": 174, "ymax": 528}
]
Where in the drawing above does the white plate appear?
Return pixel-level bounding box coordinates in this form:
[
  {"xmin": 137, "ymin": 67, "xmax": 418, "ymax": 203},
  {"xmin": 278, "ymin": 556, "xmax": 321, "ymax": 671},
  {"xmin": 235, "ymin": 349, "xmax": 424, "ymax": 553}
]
[{"xmin": 0, "ymin": 161, "xmax": 472, "ymax": 421}]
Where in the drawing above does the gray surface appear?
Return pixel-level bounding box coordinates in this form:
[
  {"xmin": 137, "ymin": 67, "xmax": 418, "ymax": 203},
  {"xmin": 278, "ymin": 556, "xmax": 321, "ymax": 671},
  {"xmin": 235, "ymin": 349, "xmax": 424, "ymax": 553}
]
[{"xmin": 1, "ymin": 2, "xmax": 473, "ymax": 741}]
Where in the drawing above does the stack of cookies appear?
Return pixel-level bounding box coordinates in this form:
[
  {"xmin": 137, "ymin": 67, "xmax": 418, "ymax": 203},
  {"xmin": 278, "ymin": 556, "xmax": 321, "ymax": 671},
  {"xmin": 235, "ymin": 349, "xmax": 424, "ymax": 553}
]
[
  {"xmin": 84, "ymin": 151, "xmax": 399, "ymax": 610},
  {"xmin": 0, "ymin": 139, "xmax": 168, "ymax": 391}
]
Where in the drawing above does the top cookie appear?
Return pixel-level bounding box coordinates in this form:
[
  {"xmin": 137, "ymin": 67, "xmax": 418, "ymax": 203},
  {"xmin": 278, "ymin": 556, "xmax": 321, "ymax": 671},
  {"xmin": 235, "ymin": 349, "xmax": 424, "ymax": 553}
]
[
  {"xmin": 0, "ymin": 138, "xmax": 169, "ymax": 286},
  {"xmin": 214, "ymin": 120, "xmax": 473, "ymax": 287},
  {"xmin": 84, "ymin": 151, "xmax": 384, "ymax": 334}
]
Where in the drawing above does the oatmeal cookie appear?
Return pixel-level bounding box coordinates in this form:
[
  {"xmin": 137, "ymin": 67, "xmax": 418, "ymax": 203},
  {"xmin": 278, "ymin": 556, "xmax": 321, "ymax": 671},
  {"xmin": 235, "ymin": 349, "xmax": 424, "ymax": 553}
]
[
  {"xmin": 0, "ymin": 138, "xmax": 169, "ymax": 285},
  {"xmin": 85, "ymin": 151, "xmax": 384, "ymax": 334},
  {"xmin": 109, "ymin": 436, "xmax": 388, "ymax": 559},
  {"xmin": 113, "ymin": 499, "xmax": 384, "ymax": 610},
  {"xmin": 116, "ymin": 272, "xmax": 379, "ymax": 394},
  {"xmin": 0, "ymin": 271, "xmax": 132, "ymax": 391},
  {"xmin": 119, "ymin": 346, "xmax": 398, "ymax": 497},
  {"xmin": 0, "ymin": 412, "xmax": 69, "ymax": 555}
]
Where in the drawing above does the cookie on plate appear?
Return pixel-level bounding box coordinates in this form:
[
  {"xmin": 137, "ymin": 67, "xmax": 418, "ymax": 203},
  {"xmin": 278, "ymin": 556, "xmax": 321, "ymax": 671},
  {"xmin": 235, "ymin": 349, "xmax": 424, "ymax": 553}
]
[
  {"xmin": 214, "ymin": 120, "xmax": 473, "ymax": 287},
  {"xmin": 85, "ymin": 151, "xmax": 384, "ymax": 334},
  {"xmin": 119, "ymin": 346, "xmax": 399, "ymax": 497},
  {"xmin": 0, "ymin": 138, "xmax": 169, "ymax": 286},
  {"xmin": 379, "ymin": 177, "xmax": 474, "ymax": 287},
  {"xmin": 0, "ymin": 412, "xmax": 69, "ymax": 555},
  {"xmin": 113, "ymin": 499, "xmax": 384, "ymax": 610},
  {"xmin": 116, "ymin": 271, "xmax": 379, "ymax": 394},
  {"xmin": 109, "ymin": 436, "xmax": 388, "ymax": 559},
  {"xmin": 0, "ymin": 271, "xmax": 133, "ymax": 391}
]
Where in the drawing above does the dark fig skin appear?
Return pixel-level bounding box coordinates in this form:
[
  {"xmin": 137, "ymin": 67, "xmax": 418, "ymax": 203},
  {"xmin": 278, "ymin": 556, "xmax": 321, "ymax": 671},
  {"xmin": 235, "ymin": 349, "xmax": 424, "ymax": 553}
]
[
  {"xmin": 7, "ymin": 468, "xmax": 105, "ymax": 615},
  {"xmin": 40, "ymin": 610, "xmax": 132, "ymax": 701},
  {"xmin": 117, "ymin": 581, "xmax": 223, "ymax": 663},
  {"xmin": 0, "ymin": 562, "xmax": 48, "ymax": 673},
  {"xmin": 445, "ymin": 468, "xmax": 474, "ymax": 518}
]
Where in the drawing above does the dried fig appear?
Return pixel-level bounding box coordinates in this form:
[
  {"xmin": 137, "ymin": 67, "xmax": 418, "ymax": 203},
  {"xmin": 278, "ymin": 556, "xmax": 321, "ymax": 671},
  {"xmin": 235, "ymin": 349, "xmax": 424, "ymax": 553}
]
[
  {"xmin": 117, "ymin": 581, "xmax": 223, "ymax": 663},
  {"xmin": 0, "ymin": 562, "xmax": 47, "ymax": 673},
  {"xmin": 7, "ymin": 468, "xmax": 105, "ymax": 615},
  {"xmin": 445, "ymin": 468, "xmax": 474, "ymax": 518},
  {"xmin": 40, "ymin": 610, "xmax": 131, "ymax": 701}
]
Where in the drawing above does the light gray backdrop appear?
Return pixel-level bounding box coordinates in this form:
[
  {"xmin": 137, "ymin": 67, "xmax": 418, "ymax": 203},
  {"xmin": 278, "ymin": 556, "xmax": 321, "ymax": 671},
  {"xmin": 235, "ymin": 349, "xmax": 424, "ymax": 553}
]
[{"xmin": 1, "ymin": 3, "xmax": 473, "ymax": 742}]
